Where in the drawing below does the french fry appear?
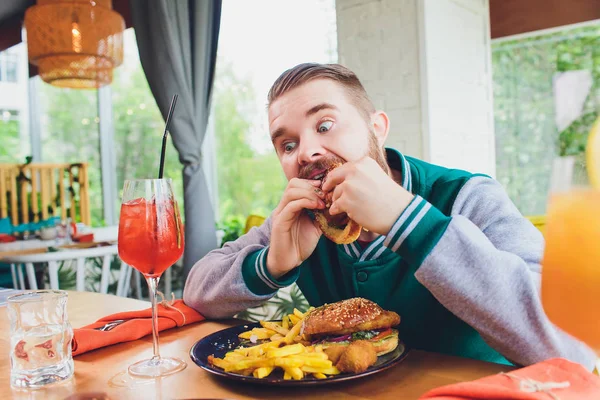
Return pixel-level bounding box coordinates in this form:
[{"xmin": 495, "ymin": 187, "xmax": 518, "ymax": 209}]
[
  {"xmin": 293, "ymin": 308, "xmax": 305, "ymax": 319},
  {"xmin": 273, "ymin": 357, "xmax": 305, "ymax": 368},
  {"xmin": 208, "ymin": 308, "xmax": 346, "ymax": 381},
  {"xmin": 300, "ymin": 352, "xmax": 329, "ymax": 360},
  {"xmin": 301, "ymin": 365, "xmax": 341, "ymax": 375},
  {"xmin": 253, "ymin": 366, "xmax": 274, "ymax": 378},
  {"xmin": 208, "ymin": 355, "xmax": 231, "ymax": 370},
  {"xmin": 283, "ymin": 367, "xmax": 304, "ymax": 380},
  {"xmin": 284, "ymin": 320, "xmax": 303, "ymax": 344},
  {"xmin": 290, "ymin": 356, "xmax": 332, "ymax": 369},
  {"xmin": 266, "ymin": 343, "xmax": 305, "ymax": 358},
  {"xmin": 238, "ymin": 327, "xmax": 274, "ymax": 340},
  {"xmin": 247, "ymin": 346, "xmax": 265, "ymax": 357},
  {"xmin": 260, "ymin": 320, "xmax": 290, "ymax": 336},
  {"xmin": 224, "ymin": 357, "xmax": 269, "ymax": 372}
]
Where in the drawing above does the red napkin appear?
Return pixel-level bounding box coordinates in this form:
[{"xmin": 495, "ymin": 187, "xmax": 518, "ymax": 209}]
[
  {"xmin": 0, "ymin": 234, "xmax": 16, "ymax": 243},
  {"xmin": 420, "ymin": 358, "xmax": 600, "ymax": 400},
  {"xmin": 72, "ymin": 299, "xmax": 204, "ymax": 356}
]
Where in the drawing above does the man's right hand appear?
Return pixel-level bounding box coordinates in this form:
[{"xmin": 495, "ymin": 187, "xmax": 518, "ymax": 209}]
[{"xmin": 266, "ymin": 178, "xmax": 325, "ymax": 279}]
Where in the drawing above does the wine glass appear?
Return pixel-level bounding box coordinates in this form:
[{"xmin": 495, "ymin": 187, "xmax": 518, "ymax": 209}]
[
  {"xmin": 118, "ymin": 178, "xmax": 185, "ymax": 378},
  {"xmin": 541, "ymin": 154, "xmax": 600, "ymax": 368}
]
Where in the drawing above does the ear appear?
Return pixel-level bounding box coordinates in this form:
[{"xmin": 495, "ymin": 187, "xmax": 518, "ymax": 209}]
[{"xmin": 371, "ymin": 110, "xmax": 390, "ymax": 147}]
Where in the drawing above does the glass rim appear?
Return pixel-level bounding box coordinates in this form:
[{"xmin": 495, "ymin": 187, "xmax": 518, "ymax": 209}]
[
  {"xmin": 7, "ymin": 290, "xmax": 68, "ymax": 304},
  {"xmin": 124, "ymin": 178, "xmax": 173, "ymax": 183}
]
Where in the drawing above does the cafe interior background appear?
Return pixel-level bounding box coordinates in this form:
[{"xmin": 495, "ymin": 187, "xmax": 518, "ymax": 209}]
[{"xmin": 0, "ymin": 0, "xmax": 598, "ymax": 319}]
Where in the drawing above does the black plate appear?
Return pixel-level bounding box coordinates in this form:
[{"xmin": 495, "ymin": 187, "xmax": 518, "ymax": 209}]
[{"xmin": 189, "ymin": 322, "xmax": 410, "ymax": 386}]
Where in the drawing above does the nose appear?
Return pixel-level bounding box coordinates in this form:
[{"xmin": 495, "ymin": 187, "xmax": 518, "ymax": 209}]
[{"xmin": 297, "ymin": 133, "xmax": 326, "ymax": 166}]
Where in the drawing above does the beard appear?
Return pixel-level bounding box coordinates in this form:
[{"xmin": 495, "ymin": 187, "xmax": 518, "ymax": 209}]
[{"xmin": 368, "ymin": 130, "xmax": 390, "ymax": 175}]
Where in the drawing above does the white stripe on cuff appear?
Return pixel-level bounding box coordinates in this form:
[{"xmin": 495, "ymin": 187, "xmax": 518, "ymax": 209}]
[
  {"xmin": 383, "ymin": 196, "xmax": 424, "ymax": 248},
  {"xmin": 390, "ymin": 202, "xmax": 431, "ymax": 252},
  {"xmin": 255, "ymin": 247, "xmax": 280, "ymax": 289}
]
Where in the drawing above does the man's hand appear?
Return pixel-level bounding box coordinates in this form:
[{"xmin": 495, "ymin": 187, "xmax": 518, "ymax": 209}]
[
  {"xmin": 321, "ymin": 157, "xmax": 414, "ymax": 235},
  {"xmin": 267, "ymin": 178, "xmax": 324, "ymax": 279}
]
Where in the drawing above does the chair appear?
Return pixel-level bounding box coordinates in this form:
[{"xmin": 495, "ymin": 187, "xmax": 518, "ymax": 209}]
[
  {"xmin": 4, "ymin": 244, "xmax": 133, "ymax": 297},
  {"xmin": 244, "ymin": 214, "xmax": 266, "ymax": 234},
  {"xmin": 0, "ymin": 162, "xmax": 91, "ymax": 226}
]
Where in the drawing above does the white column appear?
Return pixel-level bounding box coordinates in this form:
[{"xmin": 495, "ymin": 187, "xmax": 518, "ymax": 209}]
[
  {"xmin": 98, "ymin": 86, "xmax": 118, "ymax": 226},
  {"xmin": 336, "ymin": 0, "xmax": 496, "ymax": 177}
]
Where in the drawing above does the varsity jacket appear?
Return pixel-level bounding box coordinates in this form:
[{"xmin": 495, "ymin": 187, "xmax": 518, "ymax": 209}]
[{"xmin": 183, "ymin": 148, "xmax": 595, "ymax": 369}]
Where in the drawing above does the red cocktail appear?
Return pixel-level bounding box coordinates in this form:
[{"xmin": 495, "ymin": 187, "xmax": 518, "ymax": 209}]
[
  {"xmin": 119, "ymin": 198, "xmax": 184, "ymax": 278},
  {"xmin": 117, "ymin": 178, "xmax": 186, "ymax": 378}
]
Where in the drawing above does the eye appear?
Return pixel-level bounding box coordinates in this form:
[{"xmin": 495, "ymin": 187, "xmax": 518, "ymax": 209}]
[
  {"xmin": 317, "ymin": 120, "xmax": 333, "ymax": 133},
  {"xmin": 283, "ymin": 142, "xmax": 297, "ymax": 153}
]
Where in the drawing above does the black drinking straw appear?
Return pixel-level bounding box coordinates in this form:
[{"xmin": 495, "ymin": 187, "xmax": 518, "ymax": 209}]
[{"xmin": 158, "ymin": 94, "xmax": 179, "ymax": 179}]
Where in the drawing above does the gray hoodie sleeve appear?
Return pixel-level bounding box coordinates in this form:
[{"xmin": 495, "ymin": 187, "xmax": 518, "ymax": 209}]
[
  {"xmin": 414, "ymin": 176, "xmax": 596, "ymax": 369},
  {"xmin": 183, "ymin": 217, "xmax": 276, "ymax": 318}
]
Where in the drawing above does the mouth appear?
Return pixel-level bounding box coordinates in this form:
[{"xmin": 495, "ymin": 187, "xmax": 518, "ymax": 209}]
[{"xmin": 309, "ymin": 169, "xmax": 327, "ymax": 180}]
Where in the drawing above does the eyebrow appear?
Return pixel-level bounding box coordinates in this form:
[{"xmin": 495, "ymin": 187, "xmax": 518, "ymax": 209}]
[
  {"xmin": 271, "ymin": 103, "xmax": 339, "ymax": 143},
  {"xmin": 305, "ymin": 102, "xmax": 338, "ymax": 117},
  {"xmin": 271, "ymin": 127, "xmax": 287, "ymax": 143}
]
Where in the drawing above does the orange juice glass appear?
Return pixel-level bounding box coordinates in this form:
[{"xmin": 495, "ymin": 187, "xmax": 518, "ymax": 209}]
[{"xmin": 541, "ymin": 156, "xmax": 600, "ymax": 356}]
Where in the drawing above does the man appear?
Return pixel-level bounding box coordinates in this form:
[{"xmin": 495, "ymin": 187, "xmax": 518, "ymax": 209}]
[{"xmin": 184, "ymin": 63, "xmax": 595, "ymax": 369}]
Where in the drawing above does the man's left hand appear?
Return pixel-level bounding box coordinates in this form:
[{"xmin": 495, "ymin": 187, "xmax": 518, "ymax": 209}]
[{"xmin": 321, "ymin": 157, "xmax": 414, "ymax": 235}]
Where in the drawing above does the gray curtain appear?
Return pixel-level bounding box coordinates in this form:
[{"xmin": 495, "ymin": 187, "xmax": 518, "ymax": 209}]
[{"xmin": 130, "ymin": 0, "xmax": 222, "ymax": 280}]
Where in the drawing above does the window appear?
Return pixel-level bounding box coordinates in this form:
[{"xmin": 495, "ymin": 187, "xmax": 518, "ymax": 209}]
[
  {"xmin": 492, "ymin": 22, "xmax": 600, "ymax": 215},
  {"xmin": 111, "ymin": 29, "xmax": 184, "ymax": 217},
  {"xmin": 36, "ymin": 78, "xmax": 104, "ymax": 224},
  {"xmin": 0, "ymin": 44, "xmax": 30, "ymax": 163},
  {"xmin": 27, "ymin": 29, "xmax": 184, "ymax": 227},
  {"xmin": 0, "ymin": 47, "xmax": 19, "ymax": 83},
  {"xmin": 0, "ymin": 110, "xmax": 24, "ymax": 162},
  {"xmin": 211, "ymin": 0, "xmax": 338, "ymax": 236}
]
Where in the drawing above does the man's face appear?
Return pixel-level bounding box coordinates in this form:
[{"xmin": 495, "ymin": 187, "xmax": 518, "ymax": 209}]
[{"xmin": 268, "ymin": 79, "xmax": 388, "ymax": 181}]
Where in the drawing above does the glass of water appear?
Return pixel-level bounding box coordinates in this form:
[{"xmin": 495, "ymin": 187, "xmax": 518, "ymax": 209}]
[{"xmin": 7, "ymin": 290, "xmax": 74, "ymax": 388}]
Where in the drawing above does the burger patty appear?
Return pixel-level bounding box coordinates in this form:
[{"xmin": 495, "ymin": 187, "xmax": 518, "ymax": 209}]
[{"xmin": 321, "ymin": 207, "xmax": 350, "ymax": 229}]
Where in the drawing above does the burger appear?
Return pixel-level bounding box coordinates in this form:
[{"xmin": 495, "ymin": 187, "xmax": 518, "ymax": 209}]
[
  {"xmin": 301, "ymin": 297, "xmax": 400, "ymax": 357},
  {"xmin": 312, "ymin": 162, "xmax": 362, "ymax": 244}
]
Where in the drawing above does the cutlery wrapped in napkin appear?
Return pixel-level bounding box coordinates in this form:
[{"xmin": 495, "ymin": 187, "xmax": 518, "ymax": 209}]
[
  {"xmin": 419, "ymin": 358, "xmax": 600, "ymax": 400},
  {"xmin": 71, "ymin": 293, "xmax": 204, "ymax": 356}
]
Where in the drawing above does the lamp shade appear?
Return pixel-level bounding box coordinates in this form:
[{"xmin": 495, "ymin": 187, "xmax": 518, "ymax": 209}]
[{"xmin": 24, "ymin": 0, "xmax": 125, "ymax": 89}]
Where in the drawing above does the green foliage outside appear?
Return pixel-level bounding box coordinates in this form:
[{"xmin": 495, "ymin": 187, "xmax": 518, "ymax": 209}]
[
  {"xmin": 0, "ymin": 119, "xmax": 22, "ymax": 162},
  {"xmin": 212, "ymin": 61, "xmax": 286, "ymax": 243},
  {"xmin": 493, "ymin": 23, "xmax": 599, "ymax": 216},
  {"xmin": 36, "ymin": 69, "xmax": 183, "ymax": 226}
]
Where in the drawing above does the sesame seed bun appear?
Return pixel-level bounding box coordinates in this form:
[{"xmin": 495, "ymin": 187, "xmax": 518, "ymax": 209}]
[
  {"xmin": 301, "ymin": 298, "xmax": 401, "ymax": 338},
  {"xmin": 314, "ymin": 213, "xmax": 362, "ymax": 245}
]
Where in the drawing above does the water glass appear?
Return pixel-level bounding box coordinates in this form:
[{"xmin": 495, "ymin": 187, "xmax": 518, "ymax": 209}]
[{"xmin": 7, "ymin": 290, "xmax": 74, "ymax": 388}]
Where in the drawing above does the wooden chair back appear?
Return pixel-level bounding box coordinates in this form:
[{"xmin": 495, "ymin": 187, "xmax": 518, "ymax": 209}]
[{"xmin": 0, "ymin": 162, "xmax": 91, "ymax": 226}]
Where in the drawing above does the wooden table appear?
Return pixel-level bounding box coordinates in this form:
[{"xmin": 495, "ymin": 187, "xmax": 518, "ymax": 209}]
[{"xmin": 0, "ymin": 292, "xmax": 513, "ymax": 400}]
